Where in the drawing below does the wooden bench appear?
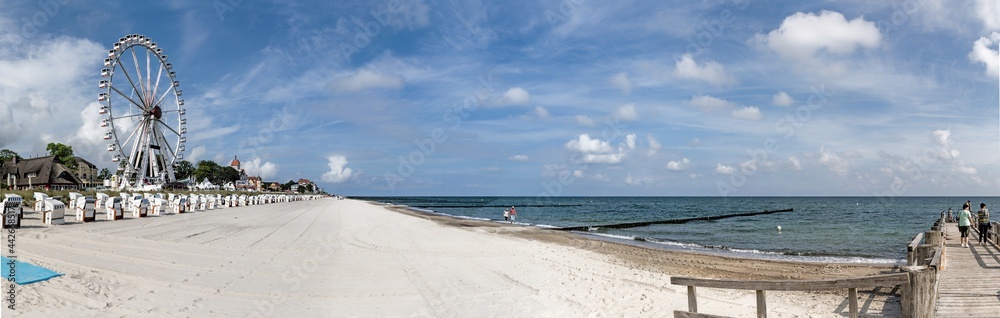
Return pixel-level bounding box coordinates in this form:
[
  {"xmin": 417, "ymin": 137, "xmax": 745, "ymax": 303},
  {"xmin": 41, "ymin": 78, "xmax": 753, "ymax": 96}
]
[{"xmin": 670, "ymin": 273, "xmax": 909, "ymax": 318}]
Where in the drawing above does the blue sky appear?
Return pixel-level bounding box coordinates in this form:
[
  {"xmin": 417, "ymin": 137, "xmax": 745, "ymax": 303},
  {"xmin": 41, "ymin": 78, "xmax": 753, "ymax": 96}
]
[{"xmin": 1, "ymin": 0, "xmax": 999, "ymax": 196}]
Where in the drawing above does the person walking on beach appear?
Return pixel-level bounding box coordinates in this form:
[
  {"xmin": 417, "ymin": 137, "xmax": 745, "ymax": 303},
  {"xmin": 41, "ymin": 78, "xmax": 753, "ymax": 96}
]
[
  {"xmin": 958, "ymin": 204, "xmax": 973, "ymax": 247},
  {"xmin": 509, "ymin": 206, "xmax": 516, "ymax": 224},
  {"xmin": 978, "ymin": 203, "xmax": 991, "ymax": 246},
  {"xmin": 946, "ymin": 208, "xmax": 954, "ymax": 223},
  {"xmin": 503, "ymin": 208, "xmax": 510, "ymax": 222}
]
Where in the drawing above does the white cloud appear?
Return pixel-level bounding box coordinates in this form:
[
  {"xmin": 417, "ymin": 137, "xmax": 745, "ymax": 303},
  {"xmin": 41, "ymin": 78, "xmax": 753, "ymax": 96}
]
[
  {"xmin": 818, "ymin": 147, "xmax": 851, "ymax": 175},
  {"xmin": 509, "ymin": 154, "xmax": 529, "ymax": 161},
  {"xmin": 731, "ymin": 106, "xmax": 762, "ymax": 120},
  {"xmin": 955, "ymin": 165, "xmax": 978, "ymax": 175},
  {"xmin": 534, "ymin": 105, "xmax": 550, "ymax": 118},
  {"xmin": 932, "ymin": 129, "xmax": 951, "ymax": 147},
  {"xmin": 715, "ymin": 163, "xmax": 735, "ymax": 174},
  {"xmin": 609, "ymin": 72, "xmax": 632, "ymax": 95},
  {"xmin": 759, "ymin": 11, "xmax": 880, "ymax": 62},
  {"xmin": 321, "ymin": 155, "xmax": 354, "ymax": 183},
  {"xmin": 739, "ymin": 160, "xmax": 759, "ymax": 173},
  {"xmin": 575, "ymin": 115, "xmax": 596, "ymax": 127},
  {"xmin": 564, "ymin": 134, "xmax": 631, "ymax": 164},
  {"xmin": 674, "ymin": 54, "xmax": 736, "ymax": 86},
  {"xmin": 666, "ymin": 158, "xmax": 691, "ymax": 171},
  {"xmin": 976, "ymin": 0, "xmax": 1000, "ymax": 29},
  {"xmin": 646, "ymin": 134, "xmax": 662, "ymax": 156},
  {"xmin": 188, "ymin": 145, "xmax": 208, "ymax": 163},
  {"xmin": 772, "ymin": 91, "xmax": 794, "ymax": 106},
  {"xmin": 330, "ymin": 69, "xmax": 405, "ymax": 92},
  {"xmin": 930, "ymin": 129, "xmax": 961, "ymax": 160},
  {"xmin": 242, "ymin": 157, "xmax": 280, "ymax": 179},
  {"xmin": 625, "ymin": 173, "xmax": 653, "ymax": 185},
  {"xmin": 0, "ymin": 35, "xmax": 107, "ymax": 164},
  {"xmin": 624, "ymin": 134, "xmax": 636, "ymax": 150},
  {"xmin": 689, "ymin": 95, "xmax": 734, "ymax": 112},
  {"xmin": 581, "ymin": 153, "xmax": 625, "ymax": 164},
  {"xmin": 498, "ymin": 87, "xmax": 531, "ymax": 105},
  {"xmin": 969, "ymin": 32, "xmax": 1000, "ymax": 79},
  {"xmin": 615, "ymin": 103, "xmax": 638, "ymax": 121},
  {"xmin": 565, "ymin": 134, "xmax": 613, "ymax": 153},
  {"xmin": 789, "ymin": 156, "xmax": 803, "ymax": 171}
]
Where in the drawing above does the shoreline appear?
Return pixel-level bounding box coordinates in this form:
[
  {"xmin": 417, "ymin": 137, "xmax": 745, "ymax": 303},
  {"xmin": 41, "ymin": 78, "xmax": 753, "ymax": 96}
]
[
  {"xmin": 383, "ymin": 203, "xmax": 898, "ymax": 282},
  {"xmin": 395, "ymin": 203, "xmax": 904, "ymax": 267}
]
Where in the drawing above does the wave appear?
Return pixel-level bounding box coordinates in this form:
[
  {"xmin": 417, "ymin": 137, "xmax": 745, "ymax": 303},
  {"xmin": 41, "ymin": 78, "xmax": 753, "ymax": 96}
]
[{"xmin": 579, "ymin": 232, "xmax": 901, "ymax": 265}]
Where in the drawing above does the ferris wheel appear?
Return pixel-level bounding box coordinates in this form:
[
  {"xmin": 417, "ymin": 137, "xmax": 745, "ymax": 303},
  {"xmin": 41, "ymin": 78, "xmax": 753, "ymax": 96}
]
[{"xmin": 99, "ymin": 33, "xmax": 186, "ymax": 190}]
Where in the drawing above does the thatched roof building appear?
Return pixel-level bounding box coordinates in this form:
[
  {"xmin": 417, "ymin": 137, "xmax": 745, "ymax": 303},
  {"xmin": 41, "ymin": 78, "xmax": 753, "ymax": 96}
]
[{"xmin": 1, "ymin": 156, "xmax": 82, "ymax": 190}]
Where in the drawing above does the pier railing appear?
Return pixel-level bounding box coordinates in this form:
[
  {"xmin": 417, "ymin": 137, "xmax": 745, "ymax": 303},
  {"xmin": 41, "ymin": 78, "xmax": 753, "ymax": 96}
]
[
  {"xmin": 671, "ymin": 216, "xmax": 946, "ymax": 318},
  {"xmin": 671, "ymin": 273, "xmax": 909, "ymax": 318}
]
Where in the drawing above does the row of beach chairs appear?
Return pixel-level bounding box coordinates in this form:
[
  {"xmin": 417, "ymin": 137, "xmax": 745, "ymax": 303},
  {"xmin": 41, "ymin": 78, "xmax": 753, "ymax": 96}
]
[{"xmin": 0, "ymin": 192, "xmax": 322, "ymax": 228}]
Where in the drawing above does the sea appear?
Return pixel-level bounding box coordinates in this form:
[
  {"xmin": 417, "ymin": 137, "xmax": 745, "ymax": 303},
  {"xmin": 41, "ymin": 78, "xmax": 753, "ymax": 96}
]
[{"xmin": 356, "ymin": 196, "xmax": 988, "ymax": 265}]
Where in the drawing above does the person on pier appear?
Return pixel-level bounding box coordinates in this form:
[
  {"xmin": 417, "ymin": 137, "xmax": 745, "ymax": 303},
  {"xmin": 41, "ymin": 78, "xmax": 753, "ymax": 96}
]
[
  {"xmin": 958, "ymin": 204, "xmax": 973, "ymax": 248},
  {"xmin": 977, "ymin": 203, "xmax": 990, "ymax": 246}
]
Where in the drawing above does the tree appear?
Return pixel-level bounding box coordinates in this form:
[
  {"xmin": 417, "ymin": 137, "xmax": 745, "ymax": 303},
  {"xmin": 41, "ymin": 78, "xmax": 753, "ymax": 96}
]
[
  {"xmin": 175, "ymin": 160, "xmax": 194, "ymax": 180},
  {"xmin": 46, "ymin": 142, "xmax": 77, "ymax": 170},
  {"xmin": 282, "ymin": 180, "xmax": 296, "ymax": 191},
  {"xmin": 97, "ymin": 168, "xmax": 113, "ymax": 181},
  {"xmin": 216, "ymin": 166, "xmax": 240, "ymax": 185},
  {"xmin": 0, "ymin": 149, "xmax": 20, "ymax": 166},
  {"xmin": 193, "ymin": 160, "xmax": 220, "ymax": 183}
]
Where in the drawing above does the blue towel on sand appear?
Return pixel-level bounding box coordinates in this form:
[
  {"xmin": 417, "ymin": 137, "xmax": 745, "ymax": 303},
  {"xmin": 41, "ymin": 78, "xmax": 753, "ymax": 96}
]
[{"xmin": 1, "ymin": 256, "xmax": 62, "ymax": 285}]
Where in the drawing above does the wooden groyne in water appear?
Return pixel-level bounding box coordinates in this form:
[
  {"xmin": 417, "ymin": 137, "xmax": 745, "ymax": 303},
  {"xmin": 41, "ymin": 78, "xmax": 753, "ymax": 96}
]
[{"xmin": 555, "ymin": 208, "xmax": 794, "ymax": 231}]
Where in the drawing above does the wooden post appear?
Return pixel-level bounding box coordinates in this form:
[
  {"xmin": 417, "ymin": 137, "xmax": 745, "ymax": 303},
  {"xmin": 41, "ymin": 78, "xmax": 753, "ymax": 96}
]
[
  {"xmin": 848, "ymin": 288, "xmax": 858, "ymax": 318},
  {"xmin": 924, "ymin": 230, "xmax": 941, "ymax": 246},
  {"xmin": 900, "ymin": 266, "xmax": 936, "ymax": 318},
  {"xmin": 687, "ymin": 285, "xmax": 697, "ymax": 313},
  {"xmin": 915, "ymin": 244, "xmax": 937, "ymax": 266},
  {"xmin": 756, "ymin": 290, "xmax": 766, "ymax": 318}
]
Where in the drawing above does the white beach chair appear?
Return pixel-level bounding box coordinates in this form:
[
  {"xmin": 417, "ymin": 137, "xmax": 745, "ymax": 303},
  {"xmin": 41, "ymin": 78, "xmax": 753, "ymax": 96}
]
[
  {"xmin": 2, "ymin": 194, "xmax": 23, "ymax": 228},
  {"xmin": 149, "ymin": 198, "xmax": 165, "ymax": 216},
  {"xmin": 43, "ymin": 198, "xmax": 65, "ymax": 225},
  {"xmin": 176, "ymin": 197, "xmax": 188, "ymax": 214},
  {"xmin": 68, "ymin": 192, "xmax": 83, "ymax": 211},
  {"xmin": 95, "ymin": 193, "xmax": 109, "ymax": 214},
  {"xmin": 129, "ymin": 195, "xmax": 148, "ymax": 218},
  {"xmin": 105, "ymin": 197, "xmax": 123, "ymax": 220},
  {"xmin": 33, "ymin": 192, "xmax": 49, "ymax": 212},
  {"xmin": 75, "ymin": 196, "xmax": 96, "ymax": 222}
]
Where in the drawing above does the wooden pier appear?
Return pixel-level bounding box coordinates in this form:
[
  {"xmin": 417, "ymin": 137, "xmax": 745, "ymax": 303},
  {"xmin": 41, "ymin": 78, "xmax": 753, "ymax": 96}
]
[
  {"xmin": 664, "ymin": 213, "xmax": 1000, "ymax": 317},
  {"xmin": 935, "ymin": 221, "xmax": 1000, "ymax": 317}
]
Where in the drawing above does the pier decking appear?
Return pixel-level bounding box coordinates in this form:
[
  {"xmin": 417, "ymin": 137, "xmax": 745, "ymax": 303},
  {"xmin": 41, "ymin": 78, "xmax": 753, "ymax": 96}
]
[{"xmin": 936, "ymin": 222, "xmax": 1000, "ymax": 317}]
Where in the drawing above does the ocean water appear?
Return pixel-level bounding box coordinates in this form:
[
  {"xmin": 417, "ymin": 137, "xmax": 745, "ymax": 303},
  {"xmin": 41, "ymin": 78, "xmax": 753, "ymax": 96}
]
[{"xmin": 358, "ymin": 196, "xmax": 991, "ymax": 264}]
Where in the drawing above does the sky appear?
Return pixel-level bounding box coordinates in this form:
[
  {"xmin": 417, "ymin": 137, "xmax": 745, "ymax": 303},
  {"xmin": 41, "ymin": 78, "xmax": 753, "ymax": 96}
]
[{"xmin": 0, "ymin": 0, "xmax": 999, "ymax": 196}]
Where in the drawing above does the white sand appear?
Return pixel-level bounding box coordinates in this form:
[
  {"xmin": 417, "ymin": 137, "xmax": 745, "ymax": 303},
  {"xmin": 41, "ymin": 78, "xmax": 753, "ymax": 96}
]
[{"xmin": 5, "ymin": 198, "xmax": 895, "ymax": 317}]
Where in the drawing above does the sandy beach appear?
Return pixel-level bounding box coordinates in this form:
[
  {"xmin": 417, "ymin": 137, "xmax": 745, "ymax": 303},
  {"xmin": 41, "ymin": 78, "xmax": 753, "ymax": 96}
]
[{"xmin": 6, "ymin": 198, "xmax": 900, "ymax": 317}]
